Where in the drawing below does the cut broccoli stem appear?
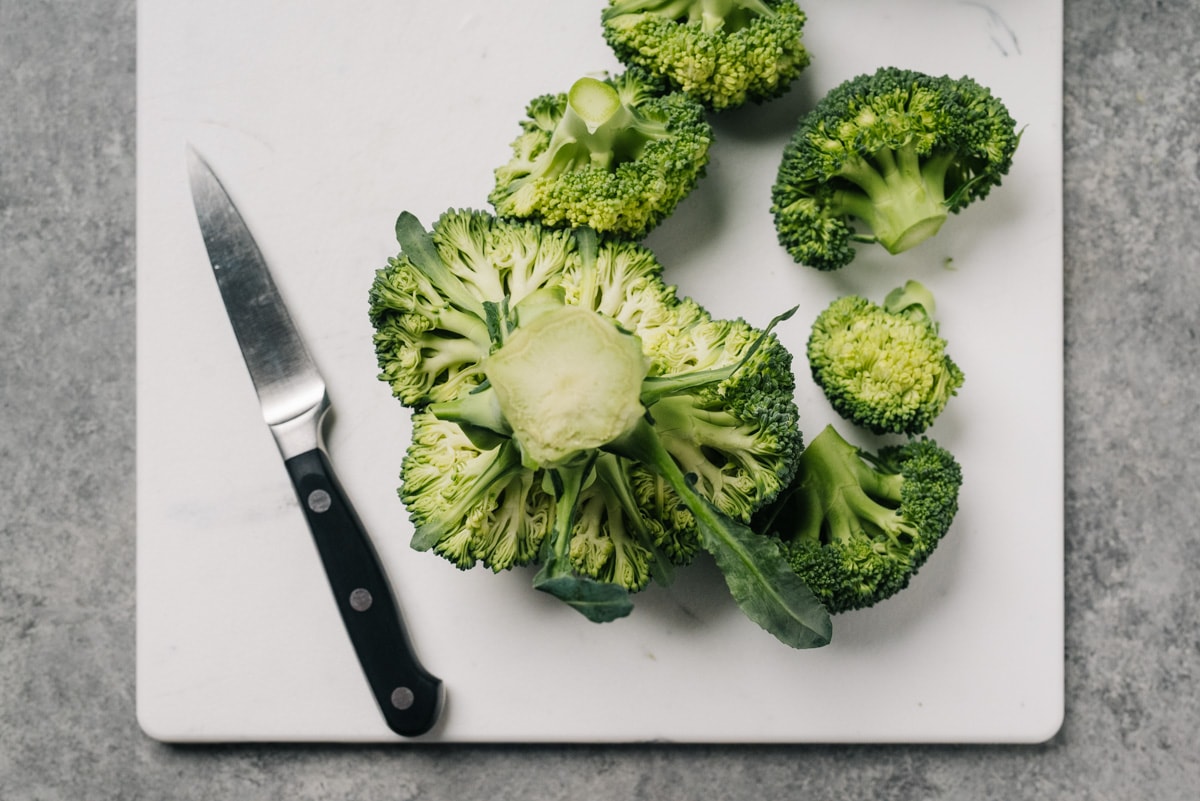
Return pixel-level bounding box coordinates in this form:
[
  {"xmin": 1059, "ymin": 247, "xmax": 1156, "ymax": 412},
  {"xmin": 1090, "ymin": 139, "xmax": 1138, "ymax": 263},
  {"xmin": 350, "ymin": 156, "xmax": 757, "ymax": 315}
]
[
  {"xmin": 608, "ymin": 0, "xmax": 775, "ymax": 33},
  {"xmin": 532, "ymin": 457, "xmax": 635, "ymax": 622},
  {"xmin": 833, "ymin": 143, "xmax": 951, "ymax": 254},
  {"xmin": 545, "ymin": 77, "xmax": 668, "ymax": 175},
  {"xmin": 883, "ymin": 278, "xmax": 938, "ymax": 324},
  {"xmin": 610, "ymin": 417, "xmax": 832, "ymax": 649}
]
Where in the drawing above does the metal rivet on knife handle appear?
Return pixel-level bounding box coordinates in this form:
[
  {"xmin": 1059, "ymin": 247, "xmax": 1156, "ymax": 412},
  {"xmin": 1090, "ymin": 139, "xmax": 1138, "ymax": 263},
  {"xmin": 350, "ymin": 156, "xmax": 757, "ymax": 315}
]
[
  {"xmin": 349, "ymin": 588, "xmax": 373, "ymax": 612},
  {"xmin": 307, "ymin": 488, "xmax": 332, "ymax": 513},
  {"xmin": 391, "ymin": 687, "xmax": 415, "ymax": 710}
]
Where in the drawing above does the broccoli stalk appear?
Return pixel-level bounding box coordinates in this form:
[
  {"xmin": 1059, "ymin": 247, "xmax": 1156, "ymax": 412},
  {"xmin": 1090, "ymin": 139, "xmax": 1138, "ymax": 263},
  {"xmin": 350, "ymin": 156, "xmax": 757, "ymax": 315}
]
[
  {"xmin": 755, "ymin": 424, "xmax": 963, "ymax": 614},
  {"xmin": 830, "ymin": 145, "xmax": 957, "ymax": 255},
  {"xmin": 544, "ymin": 77, "xmax": 668, "ymax": 173}
]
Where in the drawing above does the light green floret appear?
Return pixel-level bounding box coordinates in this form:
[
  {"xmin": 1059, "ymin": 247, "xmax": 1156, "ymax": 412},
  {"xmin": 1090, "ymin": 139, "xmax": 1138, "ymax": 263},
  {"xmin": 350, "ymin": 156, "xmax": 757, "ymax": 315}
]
[
  {"xmin": 755, "ymin": 424, "xmax": 963, "ymax": 613},
  {"xmin": 808, "ymin": 280, "xmax": 964, "ymax": 436},
  {"xmin": 601, "ymin": 0, "xmax": 810, "ymax": 110},
  {"xmin": 371, "ymin": 209, "xmax": 829, "ymax": 648},
  {"xmin": 490, "ymin": 69, "xmax": 712, "ymax": 238}
]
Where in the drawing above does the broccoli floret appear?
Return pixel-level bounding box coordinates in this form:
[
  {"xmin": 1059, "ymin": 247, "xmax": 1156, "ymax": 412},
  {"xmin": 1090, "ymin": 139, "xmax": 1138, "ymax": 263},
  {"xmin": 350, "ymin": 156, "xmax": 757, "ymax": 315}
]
[
  {"xmin": 808, "ymin": 280, "xmax": 964, "ymax": 435},
  {"xmin": 370, "ymin": 209, "xmax": 830, "ymax": 648},
  {"xmin": 771, "ymin": 66, "xmax": 1020, "ymax": 270},
  {"xmin": 755, "ymin": 424, "xmax": 963, "ymax": 613},
  {"xmin": 489, "ymin": 69, "xmax": 712, "ymax": 238},
  {"xmin": 601, "ymin": 0, "xmax": 810, "ymax": 110}
]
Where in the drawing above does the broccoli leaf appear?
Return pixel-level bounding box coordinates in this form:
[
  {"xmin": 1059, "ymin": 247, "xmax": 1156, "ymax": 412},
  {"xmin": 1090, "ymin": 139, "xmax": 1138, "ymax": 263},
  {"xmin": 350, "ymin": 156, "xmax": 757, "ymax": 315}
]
[{"xmin": 612, "ymin": 418, "xmax": 831, "ymax": 648}]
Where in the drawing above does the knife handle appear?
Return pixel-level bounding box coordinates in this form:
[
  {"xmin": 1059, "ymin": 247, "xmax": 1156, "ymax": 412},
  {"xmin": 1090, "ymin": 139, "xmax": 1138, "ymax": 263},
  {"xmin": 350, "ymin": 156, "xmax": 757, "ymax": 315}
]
[{"xmin": 284, "ymin": 448, "xmax": 443, "ymax": 737}]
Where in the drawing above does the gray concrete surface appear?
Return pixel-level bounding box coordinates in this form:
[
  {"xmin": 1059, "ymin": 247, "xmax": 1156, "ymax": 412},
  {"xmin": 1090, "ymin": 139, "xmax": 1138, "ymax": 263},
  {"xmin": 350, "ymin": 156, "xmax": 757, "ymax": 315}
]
[{"xmin": 2, "ymin": 0, "xmax": 1198, "ymax": 798}]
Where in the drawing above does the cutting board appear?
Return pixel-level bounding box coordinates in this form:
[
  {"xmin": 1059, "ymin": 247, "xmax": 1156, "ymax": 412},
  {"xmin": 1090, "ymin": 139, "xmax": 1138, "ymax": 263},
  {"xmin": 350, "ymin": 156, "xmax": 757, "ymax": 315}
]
[{"xmin": 137, "ymin": 0, "xmax": 1064, "ymax": 743}]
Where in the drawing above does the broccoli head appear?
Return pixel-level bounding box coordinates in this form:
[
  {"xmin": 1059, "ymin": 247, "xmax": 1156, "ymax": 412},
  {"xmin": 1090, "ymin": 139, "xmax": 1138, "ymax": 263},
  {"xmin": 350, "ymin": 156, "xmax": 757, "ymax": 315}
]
[
  {"xmin": 755, "ymin": 424, "xmax": 963, "ymax": 614},
  {"xmin": 489, "ymin": 69, "xmax": 712, "ymax": 239},
  {"xmin": 601, "ymin": 0, "xmax": 810, "ymax": 110},
  {"xmin": 369, "ymin": 209, "xmax": 829, "ymax": 648},
  {"xmin": 808, "ymin": 280, "xmax": 964, "ymax": 436},
  {"xmin": 771, "ymin": 66, "xmax": 1020, "ymax": 270}
]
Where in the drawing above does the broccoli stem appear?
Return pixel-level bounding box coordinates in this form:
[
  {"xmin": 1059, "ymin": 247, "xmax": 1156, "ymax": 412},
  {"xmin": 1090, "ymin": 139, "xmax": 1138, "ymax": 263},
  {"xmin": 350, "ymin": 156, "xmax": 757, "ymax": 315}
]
[
  {"xmin": 609, "ymin": 0, "xmax": 773, "ymax": 33},
  {"xmin": 532, "ymin": 457, "xmax": 635, "ymax": 622},
  {"xmin": 543, "ymin": 77, "xmax": 667, "ymax": 176},
  {"xmin": 649, "ymin": 396, "xmax": 761, "ymax": 490},
  {"xmin": 791, "ymin": 426, "xmax": 916, "ymax": 550},
  {"xmin": 833, "ymin": 143, "xmax": 950, "ymax": 254}
]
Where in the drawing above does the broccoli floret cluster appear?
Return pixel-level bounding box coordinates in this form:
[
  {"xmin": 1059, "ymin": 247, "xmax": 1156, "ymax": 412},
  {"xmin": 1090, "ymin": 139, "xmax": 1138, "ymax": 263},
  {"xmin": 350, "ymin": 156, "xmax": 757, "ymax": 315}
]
[
  {"xmin": 601, "ymin": 0, "xmax": 810, "ymax": 110},
  {"xmin": 807, "ymin": 280, "xmax": 964, "ymax": 435},
  {"xmin": 771, "ymin": 66, "xmax": 1020, "ymax": 270},
  {"xmin": 490, "ymin": 69, "xmax": 712, "ymax": 239},
  {"xmin": 370, "ymin": 209, "xmax": 829, "ymax": 648},
  {"xmin": 755, "ymin": 425, "xmax": 962, "ymax": 613}
]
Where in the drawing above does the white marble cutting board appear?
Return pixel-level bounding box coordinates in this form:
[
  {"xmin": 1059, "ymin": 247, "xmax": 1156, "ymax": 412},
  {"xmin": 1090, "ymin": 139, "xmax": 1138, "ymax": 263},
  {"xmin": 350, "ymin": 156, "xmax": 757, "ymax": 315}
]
[{"xmin": 137, "ymin": 0, "xmax": 1064, "ymax": 743}]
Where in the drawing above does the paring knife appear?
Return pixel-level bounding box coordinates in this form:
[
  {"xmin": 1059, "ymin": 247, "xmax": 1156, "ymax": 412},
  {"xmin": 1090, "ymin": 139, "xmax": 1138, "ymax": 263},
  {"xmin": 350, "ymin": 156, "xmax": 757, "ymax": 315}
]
[{"xmin": 186, "ymin": 146, "xmax": 443, "ymax": 737}]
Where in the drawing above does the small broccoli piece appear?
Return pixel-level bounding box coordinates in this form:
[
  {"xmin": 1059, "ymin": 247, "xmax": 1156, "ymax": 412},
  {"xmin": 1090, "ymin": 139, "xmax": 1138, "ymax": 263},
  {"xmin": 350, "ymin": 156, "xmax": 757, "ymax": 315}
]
[
  {"xmin": 808, "ymin": 280, "xmax": 964, "ymax": 436},
  {"xmin": 370, "ymin": 209, "xmax": 829, "ymax": 647},
  {"xmin": 489, "ymin": 69, "xmax": 712, "ymax": 238},
  {"xmin": 771, "ymin": 66, "xmax": 1020, "ymax": 270},
  {"xmin": 601, "ymin": 0, "xmax": 810, "ymax": 110},
  {"xmin": 755, "ymin": 424, "xmax": 963, "ymax": 613}
]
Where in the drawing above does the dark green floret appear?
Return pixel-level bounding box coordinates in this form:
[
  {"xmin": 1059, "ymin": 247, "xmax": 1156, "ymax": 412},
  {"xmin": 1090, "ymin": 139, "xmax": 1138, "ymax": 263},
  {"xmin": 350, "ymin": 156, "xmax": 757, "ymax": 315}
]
[
  {"xmin": 489, "ymin": 69, "xmax": 712, "ymax": 238},
  {"xmin": 755, "ymin": 424, "xmax": 963, "ymax": 614},
  {"xmin": 369, "ymin": 209, "xmax": 829, "ymax": 648},
  {"xmin": 808, "ymin": 280, "xmax": 964, "ymax": 435},
  {"xmin": 600, "ymin": 0, "xmax": 810, "ymax": 110},
  {"xmin": 771, "ymin": 66, "xmax": 1020, "ymax": 270}
]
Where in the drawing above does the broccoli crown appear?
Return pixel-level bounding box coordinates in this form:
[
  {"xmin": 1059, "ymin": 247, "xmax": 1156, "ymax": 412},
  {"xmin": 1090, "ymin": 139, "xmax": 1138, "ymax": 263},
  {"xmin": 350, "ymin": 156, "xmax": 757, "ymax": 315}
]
[
  {"xmin": 371, "ymin": 209, "xmax": 804, "ymax": 624},
  {"xmin": 489, "ymin": 69, "xmax": 712, "ymax": 238},
  {"xmin": 601, "ymin": 0, "xmax": 810, "ymax": 110},
  {"xmin": 771, "ymin": 66, "xmax": 1020, "ymax": 270},
  {"xmin": 754, "ymin": 424, "xmax": 963, "ymax": 614},
  {"xmin": 807, "ymin": 280, "xmax": 964, "ymax": 435}
]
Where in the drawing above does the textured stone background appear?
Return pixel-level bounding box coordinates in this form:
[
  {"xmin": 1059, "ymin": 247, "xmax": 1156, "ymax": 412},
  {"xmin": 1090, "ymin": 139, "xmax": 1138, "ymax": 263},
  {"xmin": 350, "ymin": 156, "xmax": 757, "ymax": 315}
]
[{"xmin": 2, "ymin": 1, "xmax": 1198, "ymax": 798}]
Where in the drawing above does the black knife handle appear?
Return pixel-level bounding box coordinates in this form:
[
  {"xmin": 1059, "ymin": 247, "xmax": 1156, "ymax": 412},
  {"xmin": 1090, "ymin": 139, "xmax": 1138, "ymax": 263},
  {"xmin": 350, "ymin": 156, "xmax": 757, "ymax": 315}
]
[{"xmin": 284, "ymin": 448, "xmax": 443, "ymax": 737}]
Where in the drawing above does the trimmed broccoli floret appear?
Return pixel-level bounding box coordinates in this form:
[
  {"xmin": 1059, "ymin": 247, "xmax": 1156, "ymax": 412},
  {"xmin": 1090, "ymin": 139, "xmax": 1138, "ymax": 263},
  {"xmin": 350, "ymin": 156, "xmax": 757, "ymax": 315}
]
[
  {"xmin": 755, "ymin": 424, "xmax": 963, "ymax": 613},
  {"xmin": 771, "ymin": 66, "xmax": 1020, "ymax": 270},
  {"xmin": 369, "ymin": 209, "xmax": 829, "ymax": 648},
  {"xmin": 601, "ymin": 0, "xmax": 810, "ymax": 110},
  {"xmin": 489, "ymin": 69, "xmax": 712, "ymax": 238},
  {"xmin": 808, "ymin": 280, "xmax": 964, "ymax": 435}
]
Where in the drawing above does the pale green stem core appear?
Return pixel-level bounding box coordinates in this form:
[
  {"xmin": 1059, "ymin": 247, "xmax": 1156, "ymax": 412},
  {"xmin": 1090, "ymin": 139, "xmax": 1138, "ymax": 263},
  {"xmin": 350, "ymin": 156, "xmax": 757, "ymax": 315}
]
[
  {"xmin": 788, "ymin": 426, "xmax": 909, "ymax": 548},
  {"xmin": 483, "ymin": 304, "xmax": 649, "ymax": 469},
  {"xmin": 545, "ymin": 77, "xmax": 665, "ymax": 176},
  {"xmin": 610, "ymin": 0, "xmax": 773, "ymax": 32},
  {"xmin": 833, "ymin": 144, "xmax": 952, "ymax": 254}
]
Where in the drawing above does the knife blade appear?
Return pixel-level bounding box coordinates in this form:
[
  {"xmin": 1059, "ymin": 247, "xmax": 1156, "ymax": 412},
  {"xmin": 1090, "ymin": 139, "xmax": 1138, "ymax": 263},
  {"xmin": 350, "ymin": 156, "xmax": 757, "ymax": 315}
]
[{"xmin": 185, "ymin": 146, "xmax": 443, "ymax": 737}]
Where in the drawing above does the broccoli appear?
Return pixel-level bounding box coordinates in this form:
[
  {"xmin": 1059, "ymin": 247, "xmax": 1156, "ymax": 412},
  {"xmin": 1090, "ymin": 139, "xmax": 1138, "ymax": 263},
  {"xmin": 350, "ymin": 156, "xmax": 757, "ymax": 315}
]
[
  {"xmin": 601, "ymin": 0, "xmax": 810, "ymax": 110},
  {"xmin": 489, "ymin": 69, "xmax": 712, "ymax": 239},
  {"xmin": 771, "ymin": 66, "xmax": 1020, "ymax": 270},
  {"xmin": 754, "ymin": 424, "xmax": 963, "ymax": 614},
  {"xmin": 369, "ymin": 208, "xmax": 830, "ymax": 648},
  {"xmin": 808, "ymin": 280, "xmax": 964, "ymax": 436}
]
